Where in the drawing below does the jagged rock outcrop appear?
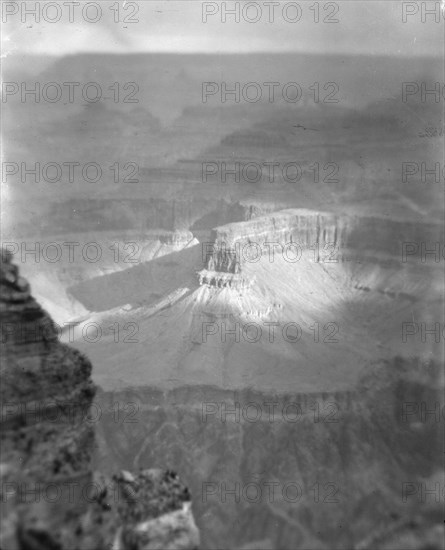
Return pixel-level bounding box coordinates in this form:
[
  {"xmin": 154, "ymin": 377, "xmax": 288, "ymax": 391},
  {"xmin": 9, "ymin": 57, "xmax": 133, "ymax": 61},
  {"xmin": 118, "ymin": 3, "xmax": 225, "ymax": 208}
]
[
  {"xmin": 197, "ymin": 270, "xmax": 254, "ymax": 290},
  {"xmin": 0, "ymin": 250, "xmax": 200, "ymax": 550}
]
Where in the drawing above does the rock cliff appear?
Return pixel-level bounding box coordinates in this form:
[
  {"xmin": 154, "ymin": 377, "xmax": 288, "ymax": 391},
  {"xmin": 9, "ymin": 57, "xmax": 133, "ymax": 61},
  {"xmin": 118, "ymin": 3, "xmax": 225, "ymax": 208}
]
[
  {"xmin": 92, "ymin": 357, "xmax": 444, "ymax": 549},
  {"xmin": 198, "ymin": 208, "xmax": 443, "ymax": 287},
  {"xmin": 0, "ymin": 250, "xmax": 200, "ymax": 550}
]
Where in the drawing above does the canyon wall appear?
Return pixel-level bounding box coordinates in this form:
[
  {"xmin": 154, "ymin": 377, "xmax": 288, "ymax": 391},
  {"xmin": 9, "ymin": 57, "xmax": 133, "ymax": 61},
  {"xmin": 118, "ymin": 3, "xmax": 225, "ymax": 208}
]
[
  {"xmin": 0, "ymin": 250, "xmax": 200, "ymax": 550},
  {"xmin": 92, "ymin": 357, "xmax": 443, "ymax": 550},
  {"xmin": 203, "ymin": 208, "xmax": 443, "ymax": 271},
  {"xmin": 198, "ymin": 208, "xmax": 443, "ymax": 286}
]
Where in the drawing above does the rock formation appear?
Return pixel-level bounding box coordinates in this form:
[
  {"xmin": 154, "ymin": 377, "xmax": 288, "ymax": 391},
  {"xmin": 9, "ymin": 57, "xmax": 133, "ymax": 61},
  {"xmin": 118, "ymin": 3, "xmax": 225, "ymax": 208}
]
[
  {"xmin": 197, "ymin": 270, "xmax": 254, "ymax": 290},
  {"xmin": 0, "ymin": 250, "xmax": 200, "ymax": 550},
  {"xmin": 92, "ymin": 358, "xmax": 444, "ymax": 550},
  {"xmin": 198, "ymin": 208, "xmax": 443, "ymax": 288}
]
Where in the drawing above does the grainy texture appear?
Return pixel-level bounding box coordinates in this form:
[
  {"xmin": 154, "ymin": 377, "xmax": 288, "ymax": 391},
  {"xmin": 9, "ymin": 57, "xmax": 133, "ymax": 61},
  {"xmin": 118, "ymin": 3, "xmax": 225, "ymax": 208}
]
[{"xmin": 0, "ymin": 251, "xmax": 200, "ymax": 550}]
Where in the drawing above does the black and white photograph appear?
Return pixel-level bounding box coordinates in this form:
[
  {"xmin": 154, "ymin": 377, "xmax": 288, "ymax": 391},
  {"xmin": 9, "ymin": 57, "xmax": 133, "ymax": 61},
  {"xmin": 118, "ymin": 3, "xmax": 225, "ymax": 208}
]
[{"xmin": 1, "ymin": 1, "xmax": 444, "ymax": 548}]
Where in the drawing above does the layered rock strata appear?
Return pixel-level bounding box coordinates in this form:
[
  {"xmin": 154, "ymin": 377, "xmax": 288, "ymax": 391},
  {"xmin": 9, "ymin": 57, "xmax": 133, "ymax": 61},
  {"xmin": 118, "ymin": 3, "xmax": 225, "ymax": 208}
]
[
  {"xmin": 198, "ymin": 208, "xmax": 443, "ymax": 287},
  {"xmin": 0, "ymin": 250, "xmax": 200, "ymax": 550},
  {"xmin": 92, "ymin": 357, "xmax": 443, "ymax": 550}
]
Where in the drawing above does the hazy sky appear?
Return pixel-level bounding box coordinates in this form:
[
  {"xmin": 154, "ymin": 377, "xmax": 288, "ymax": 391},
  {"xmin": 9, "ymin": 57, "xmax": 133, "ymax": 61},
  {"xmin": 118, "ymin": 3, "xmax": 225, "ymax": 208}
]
[{"xmin": 2, "ymin": 0, "xmax": 444, "ymax": 57}]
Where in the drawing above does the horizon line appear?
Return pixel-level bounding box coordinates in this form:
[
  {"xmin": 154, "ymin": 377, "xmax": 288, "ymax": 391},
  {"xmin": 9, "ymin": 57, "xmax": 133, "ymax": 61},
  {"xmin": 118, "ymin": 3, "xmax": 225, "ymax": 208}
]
[{"xmin": 5, "ymin": 50, "xmax": 443, "ymax": 59}]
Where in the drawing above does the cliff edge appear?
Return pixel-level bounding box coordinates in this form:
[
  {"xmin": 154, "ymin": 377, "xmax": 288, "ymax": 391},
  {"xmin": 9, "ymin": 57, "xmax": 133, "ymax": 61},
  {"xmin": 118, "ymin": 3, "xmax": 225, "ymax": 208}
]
[
  {"xmin": 198, "ymin": 208, "xmax": 443, "ymax": 288},
  {"xmin": 0, "ymin": 250, "xmax": 200, "ymax": 550}
]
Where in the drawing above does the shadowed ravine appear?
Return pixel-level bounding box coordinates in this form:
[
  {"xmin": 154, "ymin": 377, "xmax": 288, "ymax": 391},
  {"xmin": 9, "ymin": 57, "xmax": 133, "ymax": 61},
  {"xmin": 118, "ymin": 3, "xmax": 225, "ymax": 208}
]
[{"xmin": 92, "ymin": 363, "xmax": 443, "ymax": 549}]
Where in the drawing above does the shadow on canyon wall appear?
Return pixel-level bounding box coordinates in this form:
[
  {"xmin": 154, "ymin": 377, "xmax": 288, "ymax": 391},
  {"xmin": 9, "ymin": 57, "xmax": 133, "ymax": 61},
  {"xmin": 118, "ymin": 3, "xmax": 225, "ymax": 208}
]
[{"xmin": 92, "ymin": 357, "xmax": 443, "ymax": 550}]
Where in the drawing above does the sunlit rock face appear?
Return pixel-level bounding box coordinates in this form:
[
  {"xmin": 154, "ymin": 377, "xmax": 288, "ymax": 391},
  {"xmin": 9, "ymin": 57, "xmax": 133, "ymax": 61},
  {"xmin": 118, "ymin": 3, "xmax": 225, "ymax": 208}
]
[
  {"xmin": 197, "ymin": 270, "xmax": 254, "ymax": 290},
  {"xmin": 202, "ymin": 208, "xmax": 442, "ymax": 275},
  {"xmin": 0, "ymin": 251, "xmax": 200, "ymax": 550},
  {"xmin": 197, "ymin": 207, "xmax": 442, "ymax": 299}
]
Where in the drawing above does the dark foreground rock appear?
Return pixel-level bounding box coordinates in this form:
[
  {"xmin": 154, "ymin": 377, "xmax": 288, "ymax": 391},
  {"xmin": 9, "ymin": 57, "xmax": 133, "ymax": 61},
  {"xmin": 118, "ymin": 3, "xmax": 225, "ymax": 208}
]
[{"xmin": 0, "ymin": 250, "xmax": 200, "ymax": 550}]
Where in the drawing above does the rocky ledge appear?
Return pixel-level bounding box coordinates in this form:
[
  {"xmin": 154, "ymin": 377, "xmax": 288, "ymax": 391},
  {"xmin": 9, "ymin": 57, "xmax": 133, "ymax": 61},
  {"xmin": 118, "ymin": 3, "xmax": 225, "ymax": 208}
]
[
  {"xmin": 199, "ymin": 208, "xmax": 443, "ymax": 280},
  {"xmin": 0, "ymin": 250, "xmax": 200, "ymax": 550},
  {"xmin": 197, "ymin": 269, "xmax": 255, "ymax": 290}
]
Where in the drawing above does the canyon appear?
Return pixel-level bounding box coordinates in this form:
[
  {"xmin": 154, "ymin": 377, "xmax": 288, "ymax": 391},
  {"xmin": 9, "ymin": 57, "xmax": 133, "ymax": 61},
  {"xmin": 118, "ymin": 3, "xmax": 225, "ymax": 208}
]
[
  {"xmin": 3, "ymin": 204, "xmax": 443, "ymax": 548},
  {"xmin": 12, "ymin": 206, "xmax": 442, "ymax": 393},
  {"xmin": 2, "ymin": 51, "xmax": 443, "ymax": 549}
]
